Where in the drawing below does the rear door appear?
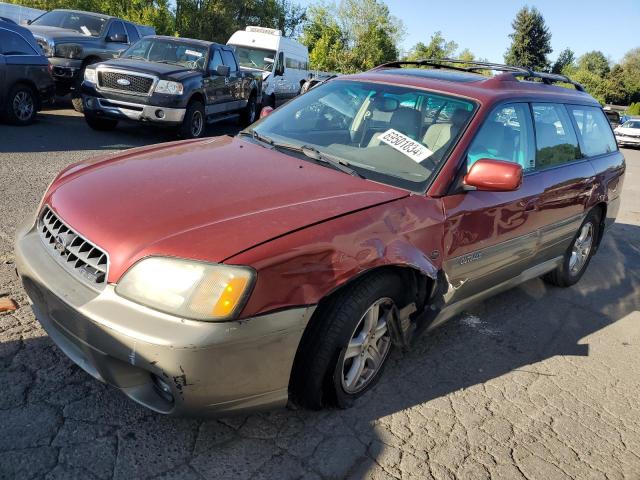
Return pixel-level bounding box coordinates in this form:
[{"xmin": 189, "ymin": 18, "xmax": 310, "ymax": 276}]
[
  {"xmin": 442, "ymin": 102, "xmax": 545, "ymax": 305},
  {"xmin": 528, "ymin": 103, "xmax": 597, "ymax": 263}
]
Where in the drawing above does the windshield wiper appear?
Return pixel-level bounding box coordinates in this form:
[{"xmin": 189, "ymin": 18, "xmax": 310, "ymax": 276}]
[
  {"xmin": 124, "ymin": 55, "xmax": 146, "ymax": 61},
  {"xmin": 153, "ymin": 60, "xmax": 182, "ymax": 66},
  {"xmin": 274, "ymin": 143, "xmax": 364, "ymax": 178},
  {"xmin": 238, "ymin": 129, "xmax": 274, "ymax": 147}
]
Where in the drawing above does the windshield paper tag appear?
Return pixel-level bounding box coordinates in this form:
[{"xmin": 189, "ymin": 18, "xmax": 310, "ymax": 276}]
[
  {"xmin": 379, "ymin": 129, "xmax": 433, "ymax": 163},
  {"xmin": 80, "ymin": 25, "xmax": 91, "ymax": 36},
  {"xmin": 185, "ymin": 49, "xmax": 203, "ymax": 57}
]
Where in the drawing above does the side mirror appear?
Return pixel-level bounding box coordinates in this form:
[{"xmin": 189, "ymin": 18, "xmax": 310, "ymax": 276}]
[
  {"xmin": 463, "ymin": 158, "xmax": 523, "ymax": 192},
  {"xmin": 215, "ymin": 64, "xmax": 230, "ymax": 76},
  {"xmin": 259, "ymin": 106, "xmax": 274, "ymax": 119},
  {"xmin": 107, "ymin": 33, "xmax": 128, "ymax": 43},
  {"xmin": 275, "ymin": 64, "xmax": 284, "ymax": 76}
]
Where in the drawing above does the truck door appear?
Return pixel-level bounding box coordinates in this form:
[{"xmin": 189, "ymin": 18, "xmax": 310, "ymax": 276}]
[
  {"xmin": 204, "ymin": 48, "xmax": 229, "ymax": 116},
  {"xmin": 220, "ymin": 48, "xmax": 242, "ymax": 111},
  {"xmin": 104, "ymin": 20, "xmax": 129, "ymax": 58}
]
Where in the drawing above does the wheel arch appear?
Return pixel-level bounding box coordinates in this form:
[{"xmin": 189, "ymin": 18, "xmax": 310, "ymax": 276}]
[
  {"xmin": 592, "ymin": 201, "xmax": 607, "ymax": 251},
  {"xmin": 188, "ymin": 90, "xmax": 205, "ymax": 106}
]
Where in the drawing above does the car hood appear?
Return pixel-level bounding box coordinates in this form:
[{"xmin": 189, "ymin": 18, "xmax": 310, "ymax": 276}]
[
  {"xmin": 96, "ymin": 58, "xmax": 201, "ymax": 80},
  {"xmin": 27, "ymin": 25, "xmax": 93, "ymax": 43},
  {"xmin": 44, "ymin": 136, "xmax": 409, "ymax": 283}
]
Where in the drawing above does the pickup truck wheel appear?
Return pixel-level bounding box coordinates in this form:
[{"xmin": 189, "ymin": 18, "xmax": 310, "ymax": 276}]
[
  {"xmin": 71, "ymin": 96, "xmax": 84, "ymax": 113},
  {"xmin": 85, "ymin": 114, "xmax": 118, "ymax": 131},
  {"xmin": 543, "ymin": 208, "xmax": 601, "ymax": 287},
  {"xmin": 290, "ymin": 272, "xmax": 403, "ymax": 410},
  {"xmin": 179, "ymin": 101, "xmax": 205, "ymax": 139},
  {"xmin": 240, "ymin": 94, "xmax": 257, "ymax": 126},
  {"xmin": 4, "ymin": 84, "xmax": 37, "ymax": 125}
]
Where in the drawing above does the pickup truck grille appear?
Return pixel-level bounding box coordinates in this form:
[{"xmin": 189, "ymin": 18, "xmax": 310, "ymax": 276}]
[
  {"xmin": 98, "ymin": 70, "xmax": 154, "ymax": 95},
  {"xmin": 38, "ymin": 207, "xmax": 109, "ymax": 289}
]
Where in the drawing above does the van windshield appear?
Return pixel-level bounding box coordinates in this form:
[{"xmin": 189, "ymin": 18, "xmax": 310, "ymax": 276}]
[
  {"xmin": 247, "ymin": 80, "xmax": 477, "ymax": 193},
  {"xmin": 230, "ymin": 45, "xmax": 276, "ymax": 71}
]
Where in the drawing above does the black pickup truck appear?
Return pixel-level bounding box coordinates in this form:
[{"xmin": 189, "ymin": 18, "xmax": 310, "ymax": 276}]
[
  {"xmin": 81, "ymin": 36, "xmax": 262, "ymax": 138},
  {"xmin": 25, "ymin": 9, "xmax": 155, "ymax": 112}
]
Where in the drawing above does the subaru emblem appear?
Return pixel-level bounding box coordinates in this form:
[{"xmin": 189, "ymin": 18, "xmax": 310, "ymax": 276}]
[{"xmin": 117, "ymin": 78, "xmax": 131, "ymax": 86}]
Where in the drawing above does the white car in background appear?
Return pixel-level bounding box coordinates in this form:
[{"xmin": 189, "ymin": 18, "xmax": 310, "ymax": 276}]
[
  {"xmin": 614, "ymin": 119, "xmax": 640, "ymax": 147},
  {"xmin": 228, "ymin": 26, "xmax": 310, "ymax": 108}
]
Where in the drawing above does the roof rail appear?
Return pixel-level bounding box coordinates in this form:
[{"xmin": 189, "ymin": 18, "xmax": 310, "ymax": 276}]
[{"xmin": 371, "ymin": 58, "xmax": 585, "ymax": 92}]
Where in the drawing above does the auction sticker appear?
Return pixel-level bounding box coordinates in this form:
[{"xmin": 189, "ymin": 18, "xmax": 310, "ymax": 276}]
[
  {"xmin": 185, "ymin": 50, "xmax": 203, "ymax": 57},
  {"xmin": 379, "ymin": 129, "xmax": 433, "ymax": 162}
]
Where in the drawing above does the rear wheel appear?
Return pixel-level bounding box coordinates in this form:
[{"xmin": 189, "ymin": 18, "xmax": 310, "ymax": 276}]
[
  {"xmin": 178, "ymin": 100, "xmax": 205, "ymax": 139},
  {"xmin": 4, "ymin": 84, "xmax": 37, "ymax": 125},
  {"xmin": 240, "ymin": 93, "xmax": 257, "ymax": 126},
  {"xmin": 543, "ymin": 209, "xmax": 600, "ymax": 287},
  {"xmin": 85, "ymin": 114, "xmax": 118, "ymax": 131},
  {"xmin": 291, "ymin": 273, "xmax": 404, "ymax": 410}
]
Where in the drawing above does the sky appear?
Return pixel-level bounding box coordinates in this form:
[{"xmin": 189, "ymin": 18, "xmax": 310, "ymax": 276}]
[{"xmin": 296, "ymin": 0, "xmax": 639, "ymax": 64}]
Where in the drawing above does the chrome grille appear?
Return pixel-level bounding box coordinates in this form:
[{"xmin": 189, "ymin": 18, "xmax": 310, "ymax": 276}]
[
  {"xmin": 97, "ymin": 70, "xmax": 154, "ymax": 95},
  {"xmin": 38, "ymin": 207, "xmax": 109, "ymax": 289}
]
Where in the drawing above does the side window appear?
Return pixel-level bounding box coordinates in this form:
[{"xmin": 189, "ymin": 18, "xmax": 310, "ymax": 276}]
[
  {"xmin": 124, "ymin": 23, "xmax": 140, "ymax": 44},
  {"xmin": 221, "ymin": 49, "xmax": 237, "ymax": 72},
  {"xmin": 467, "ymin": 103, "xmax": 535, "ymax": 171},
  {"xmin": 532, "ymin": 103, "xmax": 581, "ymax": 169},
  {"xmin": 0, "ymin": 29, "xmax": 37, "ymax": 55},
  {"xmin": 567, "ymin": 105, "xmax": 617, "ymax": 157},
  {"xmin": 208, "ymin": 49, "xmax": 223, "ymax": 72},
  {"xmin": 106, "ymin": 21, "xmax": 127, "ymax": 41}
]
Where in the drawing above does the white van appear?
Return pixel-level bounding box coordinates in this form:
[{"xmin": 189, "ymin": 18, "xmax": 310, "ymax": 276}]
[{"xmin": 227, "ymin": 26, "xmax": 310, "ymax": 108}]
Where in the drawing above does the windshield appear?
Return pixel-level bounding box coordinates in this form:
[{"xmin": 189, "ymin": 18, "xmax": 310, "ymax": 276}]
[
  {"xmin": 31, "ymin": 10, "xmax": 107, "ymax": 37},
  {"xmin": 230, "ymin": 45, "xmax": 275, "ymax": 71},
  {"xmin": 622, "ymin": 120, "xmax": 640, "ymax": 129},
  {"xmin": 248, "ymin": 80, "xmax": 476, "ymax": 192},
  {"xmin": 122, "ymin": 38, "xmax": 208, "ymax": 70}
]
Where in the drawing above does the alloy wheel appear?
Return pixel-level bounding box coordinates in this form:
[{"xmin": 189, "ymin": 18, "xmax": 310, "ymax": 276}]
[
  {"xmin": 191, "ymin": 110, "xmax": 203, "ymax": 137},
  {"xmin": 340, "ymin": 297, "xmax": 394, "ymax": 394},
  {"xmin": 13, "ymin": 91, "xmax": 34, "ymax": 122},
  {"xmin": 569, "ymin": 222, "xmax": 594, "ymax": 275}
]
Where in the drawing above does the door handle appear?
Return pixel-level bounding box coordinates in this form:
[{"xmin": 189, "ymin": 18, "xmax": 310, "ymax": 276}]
[{"xmin": 519, "ymin": 199, "xmax": 538, "ymax": 212}]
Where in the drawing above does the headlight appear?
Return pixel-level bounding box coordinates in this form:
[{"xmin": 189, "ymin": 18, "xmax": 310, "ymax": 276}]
[
  {"xmin": 54, "ymin": 43, "xmax": 83, "ymax": 59},
  {"xmin": 154, "ymin": 80, "xmax": 184, "ymax": 95},
  {"xmin": 115, "ymin": 257, "xmax": 255, "ymax": 321},
  {"xmin": 84, "ymin": 68, "xmax": 97, "ymax": 84}
]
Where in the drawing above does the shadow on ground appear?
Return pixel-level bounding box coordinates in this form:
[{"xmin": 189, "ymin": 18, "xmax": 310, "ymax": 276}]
[{"xmin": 0, "ymin": 222, "xmax": 638, "ymax": 479}]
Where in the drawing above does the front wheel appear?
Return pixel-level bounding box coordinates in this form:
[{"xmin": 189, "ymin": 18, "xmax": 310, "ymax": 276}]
[
  {"xmin": 240, "ymin": 94, "xmax": 257, "ymax": 126},
  {"xmin": 543, "ymin": 209, "xmax": 600, "ymax": 287},
  {"xmin": 291, "ymin": 273, "xmax": 404, "ymax": 410},
  {"xmin": 178, "ymin": 100, "xmax": 205, "ymax": 139},
  {"xmin": 4, "ymin": 84, "xmax": 37, "ymax": 125}
]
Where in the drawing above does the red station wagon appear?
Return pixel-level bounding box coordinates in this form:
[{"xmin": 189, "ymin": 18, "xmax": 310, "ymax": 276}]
[{"xmin": 15, "ymin": 59, "xmax": 625, "ymax": 415}]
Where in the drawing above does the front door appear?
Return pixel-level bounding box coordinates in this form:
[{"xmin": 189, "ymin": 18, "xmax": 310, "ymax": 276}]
[
  {"xmin": 442, "ymin": 103, "xmax": 544, "ymax": 306},
  {"xmin": 204, "ymin": 48, "xmax": 229, "ymax": 116},
  {"xmin": 220, "ymin": 48, "xmax": 242, "ymax": 111}
]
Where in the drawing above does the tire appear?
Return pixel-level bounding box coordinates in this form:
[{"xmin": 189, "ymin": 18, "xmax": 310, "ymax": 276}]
[
  {"xmin": 71, "ymin": 96, "xmax": 84, "ymax": 113},
  {"xmin": 240, "ymin": 93, "xmax": 257, "ymax": 126},
  {"xmin": 178, "ymin": 100, "xmax": 205, "ymax": 139},
  {"xmin": 291, "ymin": 272, "xmax": 405, "ymax": 410},
  {"xmin": 85, "ymin": 114, "xmax": 118, "ymax": 131},
  {"xmin": 4, "ymin": 84, "xmax": 37, "ymax": 125},
  {"xmin": 543, "ymin": 208, "xmax": 601, "ymax": 287},
  {"xmin": 71, "ymin": 61, "xmax": 95, "ymax": 113}
]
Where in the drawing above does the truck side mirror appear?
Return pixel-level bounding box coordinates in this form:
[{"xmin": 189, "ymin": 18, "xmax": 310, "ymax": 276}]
[{"xmin": 215, "ymin": 64, "xmax": 230, "ymax": 77}]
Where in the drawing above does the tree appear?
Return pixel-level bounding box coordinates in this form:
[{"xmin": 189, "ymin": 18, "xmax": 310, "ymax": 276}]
[
  {"xmin": 406, "ymin": 31, "xmax": 457, "ymax": 61},
  {"xmin": 620, "ymin": 48, "xmax": 640, "ymax": 103},
  {"xmin": 552, "ymin": 48, "xmax": 575, "ymax": 74},
  {"xmin": 300, "ymin": 4, "xmax": 346, "ymax": 72},
  {"xmin": 576, "ymin": 51, "xmax": 610, "ymax": 77},
  {"xmin": 504, "ymin": 6, "xmax": 552, "ymax": 71}
]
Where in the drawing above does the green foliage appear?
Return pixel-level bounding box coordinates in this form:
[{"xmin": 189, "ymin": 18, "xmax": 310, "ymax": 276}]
[
  {"xmin": 552, "ymin": 48, "xmax": 575, "ymax": 74},
  {"xmin": 406, "ymin": 31, "xmax": 457, "ymax": 61},
  {"xmin": 577, "ymin": 50, "xmax": 610, "ymax": 77},
  {"xmin": 628, "ymin": 102, "xmax": 640, "ymax": 116},
  {"xmin": 6, "ymin": 0, "xmax": 176, "ymax": 35},
  {"xmin": 504, "ymin": 6, "xmax": 552, "ymax": 70},
  {"xmin": 300, "ymin": 0, "xmax": 403, "ymax": 73}
]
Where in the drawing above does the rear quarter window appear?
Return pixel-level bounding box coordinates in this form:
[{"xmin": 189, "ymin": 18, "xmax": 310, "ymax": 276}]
[{"xmin": 567, "ymin": 105, "xmax": 617, "ymax": 157}]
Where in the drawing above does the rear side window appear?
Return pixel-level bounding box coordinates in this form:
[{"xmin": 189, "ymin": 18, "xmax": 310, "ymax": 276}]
[
  {"xmin": 221, "ymin": 49, "xmax": 237, "ymax": 72},
  {"xmin": 467, "ymin": 103, "xmax": 535, "ymax": 171},
  {"xmin": 567, "ymin": 106, "xmax": 617, "ymax": 157},
  {"xmin": 0, "ymin": 29, "xmax": 37, "ymax": 55},
  {"xmin": 532, "ymin": 103, "xmax": 581, "ymax": 169},
  {"xmin": 124, "ymin": 23, "xmax": 140, "ymax": 43}
]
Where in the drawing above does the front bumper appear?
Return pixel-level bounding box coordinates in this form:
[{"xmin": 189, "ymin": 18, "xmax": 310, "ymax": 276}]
[
  {"xmin": 616, "ymin": 135, "xmax": 640, "ymax": 147},
  {"xmin": 15, "ymin": 221, "xmax": 315, "ymax": 416},
  {"xmin": 82, "ymin": 94, "xmax": 186, "ymax": 125},
  {"xmin": 48, "ymin": 57, "xmax": 83, "ymax": 94}
]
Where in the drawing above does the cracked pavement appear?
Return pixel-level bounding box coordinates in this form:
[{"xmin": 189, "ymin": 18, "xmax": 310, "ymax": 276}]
[{"xmin": 1, "ymin": 108, "xmax": 639, "ymax": 480}]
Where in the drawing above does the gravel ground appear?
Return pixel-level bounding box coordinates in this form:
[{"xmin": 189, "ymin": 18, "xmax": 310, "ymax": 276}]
[{"xmin": 1, "ymin": 108, "xmax": 639, "ymax": 480}]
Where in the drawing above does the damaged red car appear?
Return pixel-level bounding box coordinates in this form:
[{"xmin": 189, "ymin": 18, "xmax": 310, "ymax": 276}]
[{"xmin": 16, "ymin": 60, "xmax": 624, "ymax": 415}]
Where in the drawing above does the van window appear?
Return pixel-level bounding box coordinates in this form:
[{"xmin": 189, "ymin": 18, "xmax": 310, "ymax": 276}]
[
  {"xmin": 221, "ymin": 49, "xmax": 237, "ymax": 72},
  {"xmin": 467, "ymin": 103, "xmax": 535, "ymax": 171},
  {"xmin": 532, "ymin": 103, "xmax": 581, "ymax": 169},
  {"xmin": 567, "ymin": 105, "xmax": 617, "ymax": 157}
]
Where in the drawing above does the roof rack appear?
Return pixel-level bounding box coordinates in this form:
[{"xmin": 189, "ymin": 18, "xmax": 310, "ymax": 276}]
[{"xmin": 371, "ymin": 58, "xmax": 585, "ymax": 92}]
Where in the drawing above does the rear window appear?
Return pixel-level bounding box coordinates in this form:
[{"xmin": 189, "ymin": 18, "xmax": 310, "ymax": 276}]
[{"xmin": 568, "ymin": 106, "xmax": 617, "ymax": 157}]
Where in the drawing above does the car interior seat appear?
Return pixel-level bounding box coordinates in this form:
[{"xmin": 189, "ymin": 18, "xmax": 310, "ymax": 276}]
[{"xmin": 368, "ymin": 107, "xmax": 422, "ymax": 146}]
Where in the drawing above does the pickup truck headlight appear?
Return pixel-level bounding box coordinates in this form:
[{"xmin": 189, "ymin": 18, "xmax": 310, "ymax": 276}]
[
  {"xmin": 115, "ymin": 257, "xmax": 255, "ymax": 321},
  {"xmin": 155, "ymin": 80, "xmax": 184, "ymax": 95},
  {"xmin": 54, "ymin": 43, "xmax": 83, "ymax": 59},
  {"xmin": 84, "ymin": 68, "xmax": 97, "ymax": 84}
]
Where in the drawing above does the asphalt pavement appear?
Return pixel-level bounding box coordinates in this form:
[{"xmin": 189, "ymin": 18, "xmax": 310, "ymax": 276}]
[{"xmin": 1, "ymin": 107, "xmax": 639, "ymax": 480}]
